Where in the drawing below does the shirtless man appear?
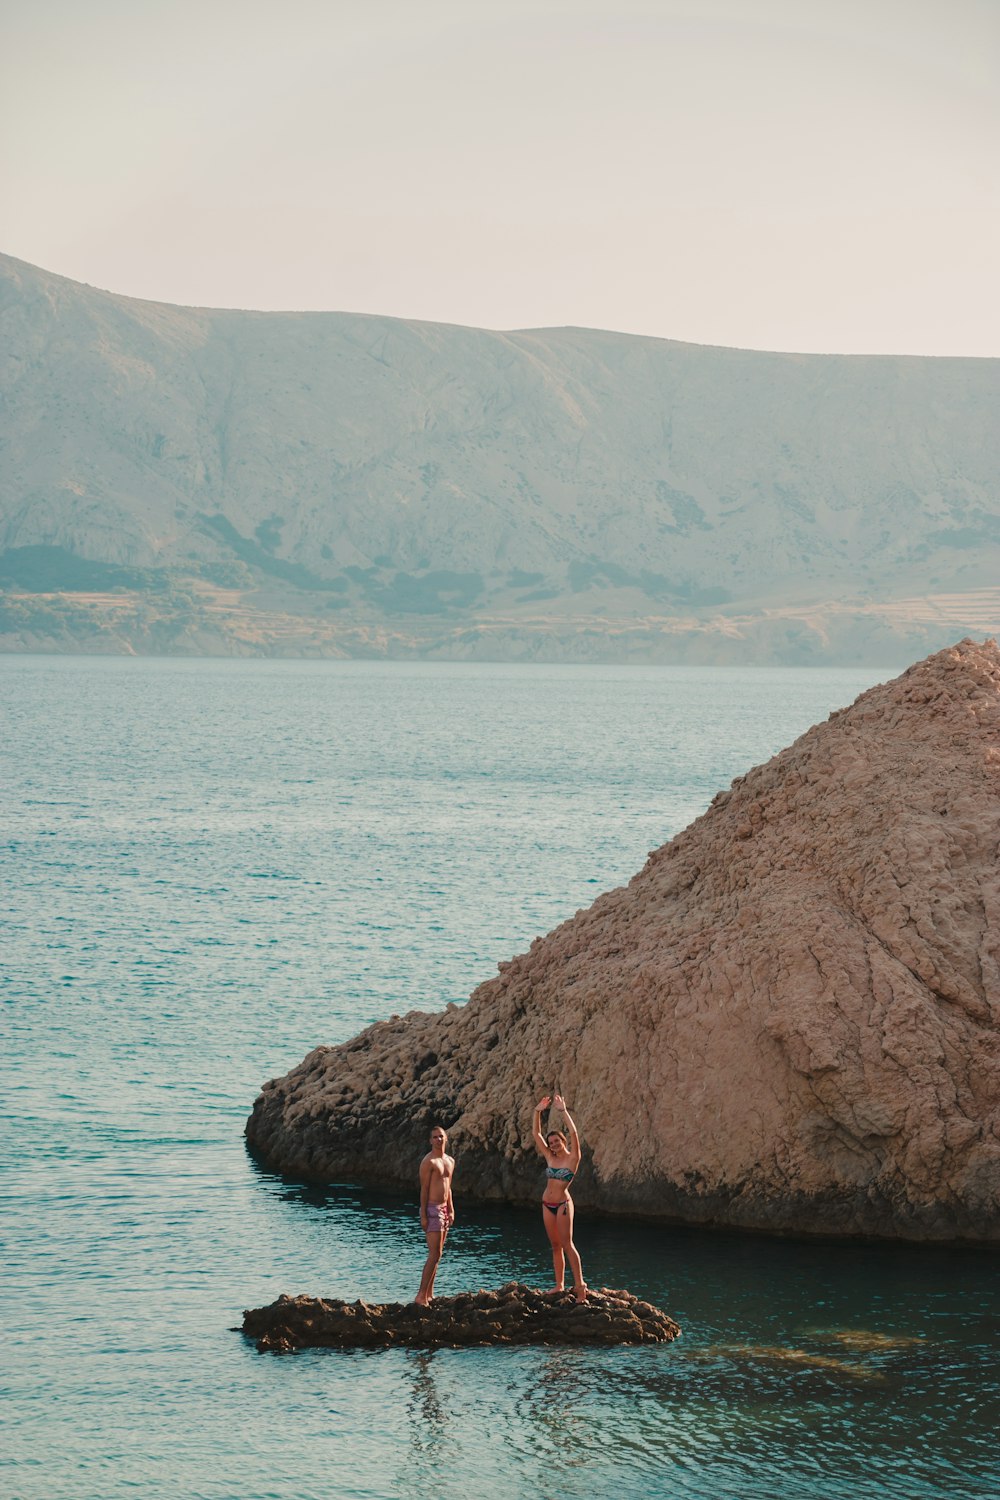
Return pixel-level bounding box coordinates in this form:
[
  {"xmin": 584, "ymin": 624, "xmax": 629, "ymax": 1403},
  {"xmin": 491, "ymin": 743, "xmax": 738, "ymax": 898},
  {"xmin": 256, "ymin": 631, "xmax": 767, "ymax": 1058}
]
[{"xmin": 413, "ymin": 1125, "xmax": 455, "ymax": 1306}]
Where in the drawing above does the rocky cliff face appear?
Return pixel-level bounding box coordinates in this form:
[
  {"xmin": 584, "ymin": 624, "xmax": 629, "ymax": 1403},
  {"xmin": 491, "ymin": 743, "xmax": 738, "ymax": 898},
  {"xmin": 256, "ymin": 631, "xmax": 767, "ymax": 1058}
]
[{"xmin": 246, "ymin": 639, "xmax": 1000, "ymax": 1241}]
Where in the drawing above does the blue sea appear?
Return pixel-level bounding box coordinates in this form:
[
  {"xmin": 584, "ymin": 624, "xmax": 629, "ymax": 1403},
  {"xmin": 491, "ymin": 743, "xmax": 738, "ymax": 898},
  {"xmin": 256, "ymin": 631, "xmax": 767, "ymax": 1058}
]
[{"xmin": 2, "ymin": 655, "xmax": 997, "ymax": 1500}]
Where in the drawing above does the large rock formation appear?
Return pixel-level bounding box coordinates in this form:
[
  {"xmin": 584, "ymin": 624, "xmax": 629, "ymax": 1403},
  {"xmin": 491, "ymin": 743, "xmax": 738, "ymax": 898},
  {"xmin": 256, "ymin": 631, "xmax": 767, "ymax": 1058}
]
[
  {"xmin": 246, "ymin": 639, "xmax": 1000, "ymax": 1241},
  {"xmin": 242, "ymin": 1284, "xmax": 680, "ymax": 1352}
]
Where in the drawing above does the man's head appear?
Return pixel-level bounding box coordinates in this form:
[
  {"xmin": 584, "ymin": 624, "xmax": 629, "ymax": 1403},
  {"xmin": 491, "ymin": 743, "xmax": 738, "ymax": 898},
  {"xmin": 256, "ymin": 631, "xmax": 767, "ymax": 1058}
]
[{"xmin": 429, "ymin": 1125, "xmax": 448, "ymax": 1151}]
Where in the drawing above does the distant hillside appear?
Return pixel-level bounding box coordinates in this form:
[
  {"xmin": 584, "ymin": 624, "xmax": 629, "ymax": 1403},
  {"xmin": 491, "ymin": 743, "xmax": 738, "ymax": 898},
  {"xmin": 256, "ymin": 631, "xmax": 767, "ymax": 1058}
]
[{"xmin": 1, "ymin": 252, "xmax": 998, "ymax": 663}]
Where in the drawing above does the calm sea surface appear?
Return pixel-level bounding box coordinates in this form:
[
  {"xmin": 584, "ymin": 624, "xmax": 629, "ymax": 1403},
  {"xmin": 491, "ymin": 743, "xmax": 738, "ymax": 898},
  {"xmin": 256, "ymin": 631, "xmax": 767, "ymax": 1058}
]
[{"xmin": 2, "ymin": 656, "xmax": 996, "ymax": 1500}]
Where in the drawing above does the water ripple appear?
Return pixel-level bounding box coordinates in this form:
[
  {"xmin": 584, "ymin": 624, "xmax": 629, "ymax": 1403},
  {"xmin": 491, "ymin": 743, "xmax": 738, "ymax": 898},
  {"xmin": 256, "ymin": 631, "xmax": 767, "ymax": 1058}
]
[{"xmin": 3, "ymin": 656, "xmax": 997, "ymax": 1500}]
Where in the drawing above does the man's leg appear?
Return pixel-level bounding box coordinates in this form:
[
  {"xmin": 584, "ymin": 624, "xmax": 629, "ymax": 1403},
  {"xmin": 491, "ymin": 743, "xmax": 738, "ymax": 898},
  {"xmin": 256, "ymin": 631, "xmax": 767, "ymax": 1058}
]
[{"xmin": 414, "ymin": 1230, "xmax": 443, "ymax": 1305}]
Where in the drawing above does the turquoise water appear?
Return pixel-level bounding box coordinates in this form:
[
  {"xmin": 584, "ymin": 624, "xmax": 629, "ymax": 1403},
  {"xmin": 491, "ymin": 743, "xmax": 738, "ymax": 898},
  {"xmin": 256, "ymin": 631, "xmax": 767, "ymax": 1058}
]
[{"xmin": 2, "ymin": 655, "xmax": 996, "ymax": 1500}]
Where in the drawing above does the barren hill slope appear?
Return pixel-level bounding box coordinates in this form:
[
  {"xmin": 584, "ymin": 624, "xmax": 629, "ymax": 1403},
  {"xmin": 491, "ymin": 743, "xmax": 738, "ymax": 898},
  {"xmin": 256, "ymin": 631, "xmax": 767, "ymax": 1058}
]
[{"xmin": 2, "ymin": 254, "xmax": 999, "ymax": 662}]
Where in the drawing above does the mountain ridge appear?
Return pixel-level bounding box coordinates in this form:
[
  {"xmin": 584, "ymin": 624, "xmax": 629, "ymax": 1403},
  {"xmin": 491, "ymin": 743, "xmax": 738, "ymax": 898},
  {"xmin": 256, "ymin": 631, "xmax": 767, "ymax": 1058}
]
[{"xmin": 2, "ymin": 252, "xmax": 998, "ymax": 663}]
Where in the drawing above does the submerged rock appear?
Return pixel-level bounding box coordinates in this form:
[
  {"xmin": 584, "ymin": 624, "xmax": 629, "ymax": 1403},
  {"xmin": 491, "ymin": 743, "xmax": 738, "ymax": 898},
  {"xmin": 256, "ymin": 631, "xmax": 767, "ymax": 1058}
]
[
  {"xmin": 247, "ymin": 639, "xmax": 1000, "ymax": 1241},
  {"xmin": 242, "ymin": 1282, "xmax": 680, "ymax": 1352}
]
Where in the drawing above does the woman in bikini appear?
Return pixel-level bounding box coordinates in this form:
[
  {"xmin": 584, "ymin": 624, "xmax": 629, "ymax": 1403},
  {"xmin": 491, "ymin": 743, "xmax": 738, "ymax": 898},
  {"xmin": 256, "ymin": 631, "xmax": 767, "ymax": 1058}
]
[{"xmin": 532, "ymin": 1093, "xmax": 587, "ymax": 1303}]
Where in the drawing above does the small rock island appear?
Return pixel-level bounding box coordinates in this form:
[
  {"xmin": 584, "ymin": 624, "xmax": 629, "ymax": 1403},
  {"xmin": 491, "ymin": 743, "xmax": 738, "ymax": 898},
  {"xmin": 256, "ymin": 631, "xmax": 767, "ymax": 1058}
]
[
  {"xmin": 246, "ymin": 639, "xmax": 1000, "ymax": 1242},
  {"xmin": 243, "ymin": 1283, "xmax": 681, "ymax": 1353}
]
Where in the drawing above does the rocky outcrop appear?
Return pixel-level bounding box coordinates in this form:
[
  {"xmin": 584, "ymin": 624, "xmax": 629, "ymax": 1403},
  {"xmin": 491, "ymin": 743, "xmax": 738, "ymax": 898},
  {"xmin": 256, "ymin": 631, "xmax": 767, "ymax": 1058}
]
[
  {"xmin": 242, "ymin": 1284, "xmax": 680, "ymax": 1352},
  {"xmin": 246, "ymin": 639, "xmax": 1000, "ymax": 1241}
]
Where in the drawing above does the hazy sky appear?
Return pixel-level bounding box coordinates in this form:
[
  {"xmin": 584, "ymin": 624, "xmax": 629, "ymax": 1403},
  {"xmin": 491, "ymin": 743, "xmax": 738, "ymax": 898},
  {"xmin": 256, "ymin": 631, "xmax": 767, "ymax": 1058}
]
[{"xmin": 2, "ymin": 0, "xmax": 997, "ymax": 354}]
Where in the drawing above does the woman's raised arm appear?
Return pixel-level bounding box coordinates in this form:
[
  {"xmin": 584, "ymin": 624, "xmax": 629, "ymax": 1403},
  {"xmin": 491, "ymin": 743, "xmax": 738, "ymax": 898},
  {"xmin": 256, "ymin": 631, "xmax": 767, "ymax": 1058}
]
[
  {"xmin": 532, "ymin": 1096, "xmax": 551, "ymax": 1155},
  {"xmin": 553, "ymin": 1094, "xmax": 582, "ymax": 1167}
]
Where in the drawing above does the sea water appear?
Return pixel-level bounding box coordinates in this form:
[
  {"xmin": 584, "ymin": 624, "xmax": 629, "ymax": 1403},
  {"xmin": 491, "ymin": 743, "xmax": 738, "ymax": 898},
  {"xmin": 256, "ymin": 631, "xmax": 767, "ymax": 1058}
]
[{"xmin": 2, "ymin": 656, "xmax": 996, "ymax": 1500}]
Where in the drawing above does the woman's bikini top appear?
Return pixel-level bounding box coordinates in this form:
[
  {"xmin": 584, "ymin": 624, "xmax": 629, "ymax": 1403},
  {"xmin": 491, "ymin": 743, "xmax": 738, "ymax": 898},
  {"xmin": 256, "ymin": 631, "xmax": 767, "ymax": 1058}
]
[{"xmin": 545, "ymin": 1165, "xmax": 575, "ymax": 1182}]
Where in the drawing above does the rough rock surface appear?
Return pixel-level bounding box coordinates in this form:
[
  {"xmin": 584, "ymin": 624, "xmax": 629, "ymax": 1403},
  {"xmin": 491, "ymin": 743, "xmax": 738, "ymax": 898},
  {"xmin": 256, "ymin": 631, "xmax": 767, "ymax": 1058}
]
[
  {"xmin": 246, "ymin": 639, "xmax": 1000, "ymax": 1241},
  {"xmin": 242, "ymin": 1283, "xmax": 680, "ymax": 1352}
]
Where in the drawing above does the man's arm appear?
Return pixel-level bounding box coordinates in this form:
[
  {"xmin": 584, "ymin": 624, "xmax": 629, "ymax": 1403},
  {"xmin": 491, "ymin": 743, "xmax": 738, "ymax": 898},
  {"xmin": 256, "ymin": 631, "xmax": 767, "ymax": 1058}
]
[{"xmin": 419, "ymin": 1155, "xmax": 430, "ymax": 1227}]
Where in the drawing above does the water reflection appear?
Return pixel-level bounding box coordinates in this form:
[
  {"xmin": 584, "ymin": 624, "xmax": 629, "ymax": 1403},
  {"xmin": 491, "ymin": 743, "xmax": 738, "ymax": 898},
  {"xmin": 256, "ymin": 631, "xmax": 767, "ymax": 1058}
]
[
  {"xmin": 518, "ymin": 1350, "xmax": 617, "ymax": 1493},
  {"xmin": 405, "ymin": 1351, "xmax": 448, "ymax": 1450}
]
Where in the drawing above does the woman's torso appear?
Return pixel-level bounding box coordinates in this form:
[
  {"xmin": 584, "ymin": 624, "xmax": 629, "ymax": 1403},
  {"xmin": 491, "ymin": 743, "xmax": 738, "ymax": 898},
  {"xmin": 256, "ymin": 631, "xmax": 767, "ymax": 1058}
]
[{"xmin": 542, "ymin": 1156, "xmax": 576, "ymax": 1201}]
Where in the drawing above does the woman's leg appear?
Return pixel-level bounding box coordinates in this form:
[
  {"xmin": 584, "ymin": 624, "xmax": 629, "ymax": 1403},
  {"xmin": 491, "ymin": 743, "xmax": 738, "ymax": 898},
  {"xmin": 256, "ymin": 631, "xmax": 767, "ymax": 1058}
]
[
  {"xmin": 414, "ymin": 1229, "xmax": 444, "ymax": 1305},
  {"xmin": 542, "ymin": 1206, "xmax": 565, "ymax": 1291},
  {"xmin": 558, "ymin": 1200, "xmax": 587, "ymax": 1301}
]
